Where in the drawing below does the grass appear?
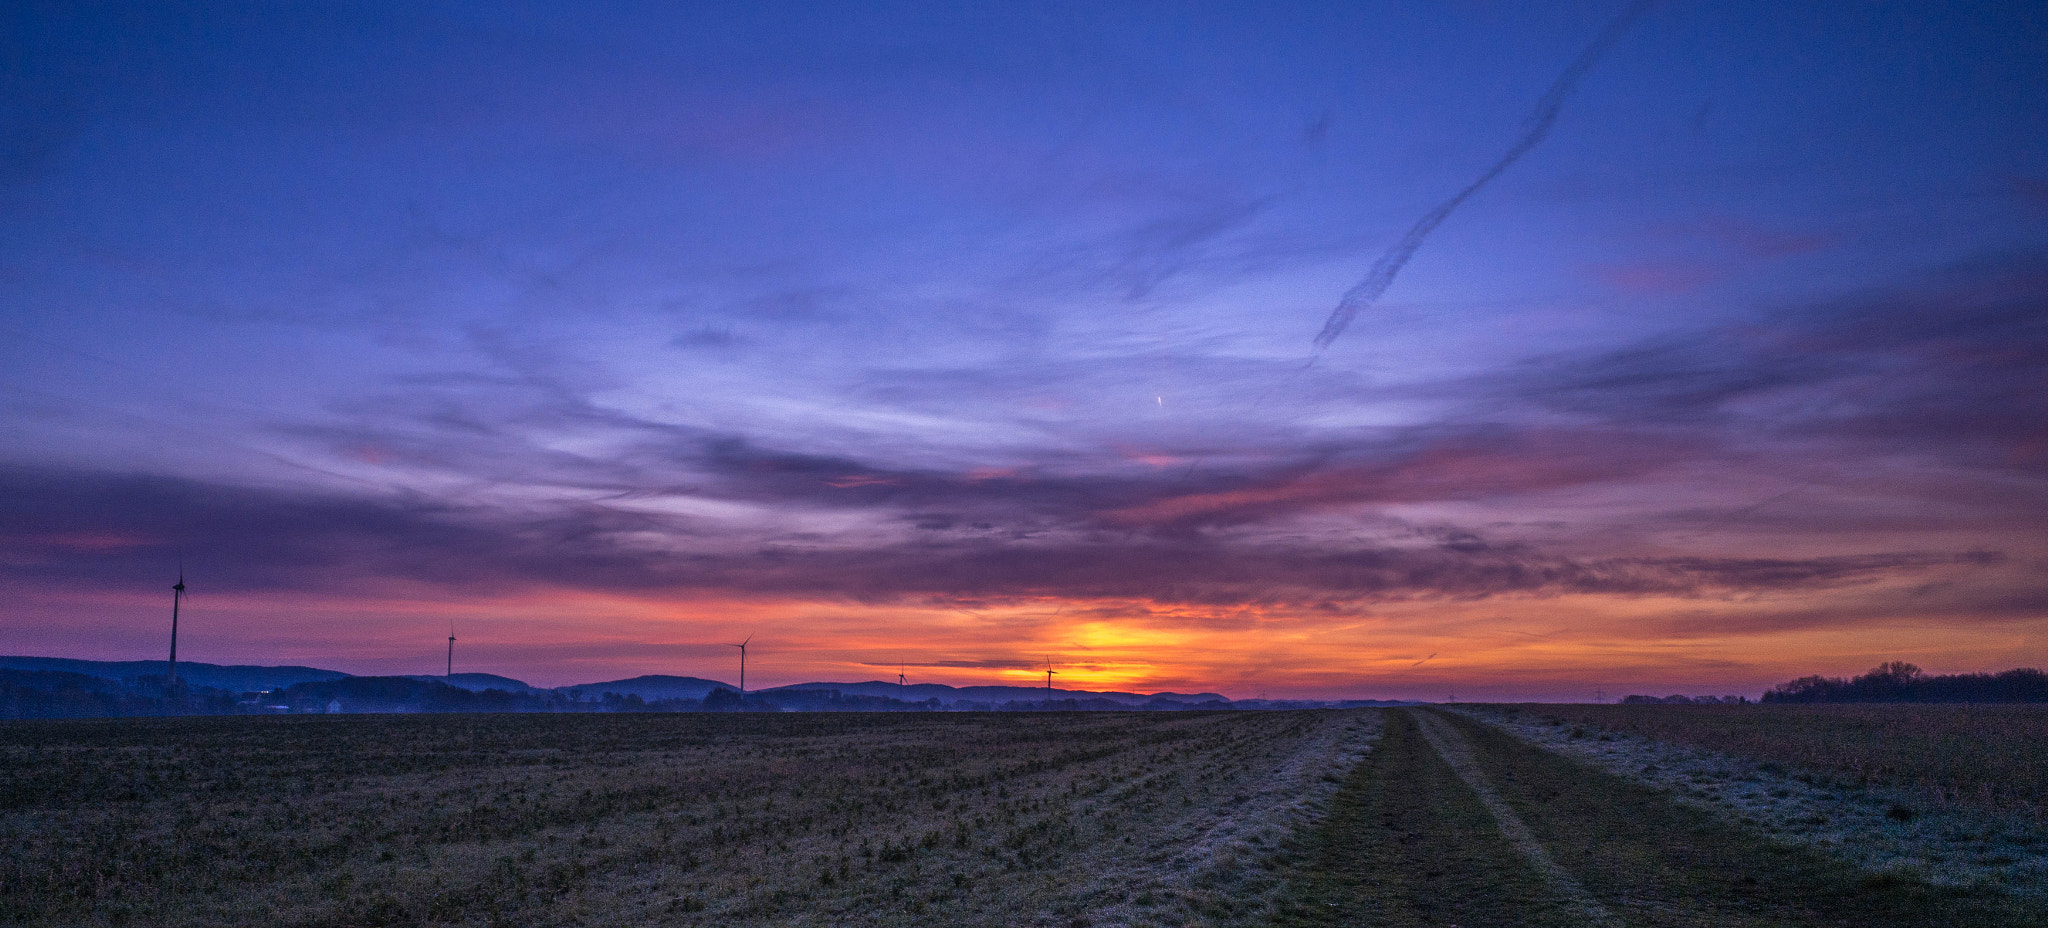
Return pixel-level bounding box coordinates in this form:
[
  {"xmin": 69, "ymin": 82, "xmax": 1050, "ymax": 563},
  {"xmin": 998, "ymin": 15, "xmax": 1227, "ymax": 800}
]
[
  {"xmin": 1271, "ymin": 708, "xmax": 1579, "ymax": 928},
  {"xmin": 1513, "ymin": 703, "xmax": 2048, "ymax": 816},
  {"xmin": 0, "ymin": 710, "xmax": 1362, "ymax": 928}
]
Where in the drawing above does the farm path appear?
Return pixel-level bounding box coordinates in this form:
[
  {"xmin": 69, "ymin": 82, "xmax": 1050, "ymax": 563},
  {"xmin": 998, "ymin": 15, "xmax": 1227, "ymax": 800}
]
[
  {"xmin": 1272, "ymin": 708, "xmax": 2039, "ymax": 928},
  {"xmin": 1408, "ymin": 709, "xmax": 1622, "ymax": 928}
]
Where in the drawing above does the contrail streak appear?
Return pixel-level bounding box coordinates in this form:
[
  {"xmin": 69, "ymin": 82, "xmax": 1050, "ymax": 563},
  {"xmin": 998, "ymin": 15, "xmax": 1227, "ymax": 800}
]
[{"xmin": 1313, "ymin": 1, "xmax": 1656, "ymax": 350}]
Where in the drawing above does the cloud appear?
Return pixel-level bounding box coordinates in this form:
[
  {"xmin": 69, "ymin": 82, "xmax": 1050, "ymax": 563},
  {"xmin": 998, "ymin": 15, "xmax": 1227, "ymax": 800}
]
[
  {"xmin": 2008, "ymin": 176, "xmax": 2048, "ymax": 210},
  {"xmin": 1314, "ymin": 0, "xmax": 1657, "ymax": 348},
  {"xmin": 1096, "ymin": 427, "xmax": 1687, "ymax": 528},
  {"xmin": 994, "ymin": 190, "xmax": 1342, "ymax": 303},
  {"xmin": 0, "ymin": 465, "xmax": 1986, "ymax": 610},
  {"xmin": 1501, "ymin": 254, "xmax": 2048, "ymax": 462},
  {"xmin": 52, "ymin": 252, "xmax": 2037, "ymax": 614},
  {"xmin": 1695, "ymin": 216, "xmax": 1835, "ymax": 258},
  {"xmin": 1591, "ymin": 261, "xmax": 1723, "ymax": 294}
]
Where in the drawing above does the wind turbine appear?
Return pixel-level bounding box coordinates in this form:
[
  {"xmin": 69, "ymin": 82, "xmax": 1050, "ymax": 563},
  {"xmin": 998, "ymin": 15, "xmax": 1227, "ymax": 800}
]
[
  {"xmin": 1044, "ymin": 656, "xmax": 1057, "ymax": 703},
  {"xmin": 730, "ymin": 635, "xmax": 752, "ymax": 694},
  {"xmin": 446, "ymin": 621, "xmax": 457, "ymax": 677},
  {"xmin": 167, "ymin": 569, "xmax": 186, "ymax": 690},
  {"xmin": 897, "ymin": 662, "xmax": 907, "ymax": 694}
]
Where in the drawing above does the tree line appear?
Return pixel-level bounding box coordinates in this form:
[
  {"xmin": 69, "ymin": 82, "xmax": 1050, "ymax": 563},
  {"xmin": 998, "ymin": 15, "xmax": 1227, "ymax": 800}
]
[{"xmin": 1762, "ymin": 661, "xmax": 2048, "ymax": 703}]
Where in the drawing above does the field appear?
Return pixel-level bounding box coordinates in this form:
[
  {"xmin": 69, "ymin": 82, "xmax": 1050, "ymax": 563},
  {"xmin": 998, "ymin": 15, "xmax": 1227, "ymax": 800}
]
[
  {"xmin": 0, "ymin": 710, "xmax": 1366, "ymax": 928},
  {"xmin": 1517, "ymin": 704, "xmax": 2048, "ymax": 817},
  {"xmin": 1276, "ymin": 709, "xmax": 2039, "ymax": 927},
  {"xmin": 4, "ymin": 706, "xmax": 2043, "ymax": 927}
]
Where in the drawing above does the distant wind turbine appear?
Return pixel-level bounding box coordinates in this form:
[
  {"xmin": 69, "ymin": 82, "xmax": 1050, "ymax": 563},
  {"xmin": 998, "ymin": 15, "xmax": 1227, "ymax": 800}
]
[
  {"xmin": 167, "ymin": 569, "xmax": 186, "ymax": 690},
  {"xmin": 446, "ymin": 621, "xmax": 457, "ymax": 677},
  {"xmin": 1044, "ymin": 656, "xmax": 1058, "ymax": 703},
  {"xmin": 730, "ymin": 635, "xmax": 752, "ymax": 694}
]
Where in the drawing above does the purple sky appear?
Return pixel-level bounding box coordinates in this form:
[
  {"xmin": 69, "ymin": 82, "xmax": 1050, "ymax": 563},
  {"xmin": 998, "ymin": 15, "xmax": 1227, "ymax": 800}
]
[{"xmin": 3, "ymin": 1, "xmax": 2046, "ymax": 699}]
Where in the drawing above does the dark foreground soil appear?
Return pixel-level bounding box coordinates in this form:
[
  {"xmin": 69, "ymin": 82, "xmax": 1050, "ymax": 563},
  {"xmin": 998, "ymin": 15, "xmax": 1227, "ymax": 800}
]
[{"xmin": 0, "ymin": 710, "xmax": 1361, "ymax": 928}]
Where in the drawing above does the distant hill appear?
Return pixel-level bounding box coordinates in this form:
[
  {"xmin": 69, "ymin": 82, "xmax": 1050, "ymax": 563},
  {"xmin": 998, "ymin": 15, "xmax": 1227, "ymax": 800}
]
[
  {"xmin": 0, "ymin": 656, "xmax": 347, "ymax": 692},
  {"xmin": 0, "ymin": 659, "xmax": 1231, "ymax": 706},
  {"xmin": 405, "ymin": 673, "xmax": 543, "ymax": 694},
  {"xmin": 765, "ymin": 680, "xmax": 1231, "ymax": 707},
  {"xmin": 1, "ymin": 668, "xmax": 149, "ymax": 718},
  {"xmin": 0, "ymin": 668, "xmax": 244, "ymax": 718},
  {"xmin": 279, "ymin": 676, "xmax": 563, "ymax": 713},
  {"xmin": 1233, "ymin": 698, "xmax": 1419, "ymax": 709},
  {"xmin": 564, "ymin": 675, "xmax": 734, "ymax": 701},
  {"xmin": 4, "ymin": 656, "xmax": 1379, "ymax": 717}
]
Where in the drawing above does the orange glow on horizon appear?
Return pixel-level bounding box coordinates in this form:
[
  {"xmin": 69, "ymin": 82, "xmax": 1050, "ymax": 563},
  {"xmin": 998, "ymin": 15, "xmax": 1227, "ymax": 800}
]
[{"xmin": 11, "ymin": 572, "xmax": 2045, "ymax": 700}]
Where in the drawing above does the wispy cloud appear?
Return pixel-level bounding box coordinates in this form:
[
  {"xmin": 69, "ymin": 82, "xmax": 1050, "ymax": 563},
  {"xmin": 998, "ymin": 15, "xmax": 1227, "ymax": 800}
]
[
  {"xmin": 0, "ymin": 464, "xmax": 1992, "ymax": 610},
  {"xmin": 1314, "ymin": 1, "xmax": 1657, "ymax": 349}
]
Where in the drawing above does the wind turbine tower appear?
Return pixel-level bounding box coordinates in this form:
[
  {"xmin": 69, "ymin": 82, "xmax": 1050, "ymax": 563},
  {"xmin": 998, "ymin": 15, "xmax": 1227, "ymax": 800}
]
[
  {"xmin": 730, "ymin": 635, "xmax": 752, "ymax": 694},
  {"xmin": 167, "ymin": 571, "xmax": 186, "ymax": 689},
  {"xmin": 446, "ymin": 622, "xmax": 457, "ymax": 677},
  {"xmin": 1044, "ymin": 656, "xmax": 1057, "ymax": 702}
]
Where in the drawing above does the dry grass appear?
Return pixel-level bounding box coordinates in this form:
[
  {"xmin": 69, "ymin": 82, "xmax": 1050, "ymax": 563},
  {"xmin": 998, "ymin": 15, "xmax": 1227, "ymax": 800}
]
[
  {"xmin": 0, "ymin": 710, "xmax": 1374, "ymax": 928},
  {"xmin": 1511, "ymin": 704, "xmax": 2048, "ymax": 817}
]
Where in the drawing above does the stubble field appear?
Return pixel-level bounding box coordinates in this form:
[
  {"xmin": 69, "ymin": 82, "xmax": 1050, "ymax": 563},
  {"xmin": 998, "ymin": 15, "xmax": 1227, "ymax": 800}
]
[
  {"xmin": 1503, "ymin": 703, "xmax": 2048, "ymax": 816},
  {"xmin": 0, "ymin": 710, "xmax": 1368, "ymax": 928},
  {"xmin": 5, "ymin": 705, "xmax": 2044, "ymax": 928}
]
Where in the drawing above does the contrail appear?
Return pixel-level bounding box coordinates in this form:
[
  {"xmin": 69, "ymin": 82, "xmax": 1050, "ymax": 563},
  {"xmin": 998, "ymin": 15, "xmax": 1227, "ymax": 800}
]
[{"xmin": 1313, "ymin": 1, "xmax": 1656, "ymax": 350}]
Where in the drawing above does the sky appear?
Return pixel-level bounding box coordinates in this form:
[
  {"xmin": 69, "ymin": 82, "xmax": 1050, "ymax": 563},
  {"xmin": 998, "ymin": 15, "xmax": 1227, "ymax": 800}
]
[{"xmin": 3, "ymin": 1, "xmax": 2046, "ymax": 700}]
